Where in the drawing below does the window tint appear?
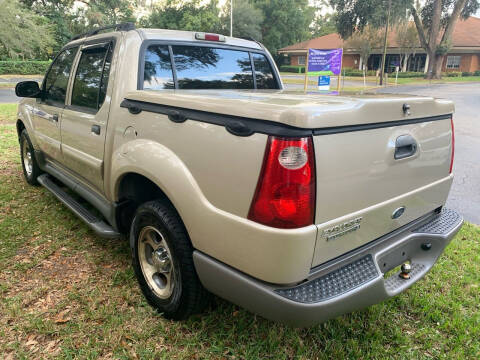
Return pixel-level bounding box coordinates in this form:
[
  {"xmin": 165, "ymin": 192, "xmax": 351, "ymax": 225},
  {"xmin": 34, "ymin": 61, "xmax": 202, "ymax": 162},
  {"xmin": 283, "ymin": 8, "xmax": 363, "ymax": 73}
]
[
  {"xmin": 172, "ymin": 46, "xmax": 253, "ymax": 89},
  {"xmin": 143, "ymin": 45, "xmax": 174, "ymax": 90},
  {"xmin": 71, "ymin": 45, "xmax": 110, "ymax": 110},
  {"xmin": 43, "ymin": 47, "xmax": 78, "ymax": 104},
  {"xmin": 253, "ymin": 54, "xmax": 278, "ymax": 89}
]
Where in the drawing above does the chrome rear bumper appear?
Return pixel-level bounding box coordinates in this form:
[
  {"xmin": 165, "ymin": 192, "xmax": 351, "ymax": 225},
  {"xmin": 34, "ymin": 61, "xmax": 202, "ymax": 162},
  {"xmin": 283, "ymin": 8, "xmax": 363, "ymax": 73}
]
[{"xmin": 193, "ymin": 209, "xmax": 463, "ymax": 327}]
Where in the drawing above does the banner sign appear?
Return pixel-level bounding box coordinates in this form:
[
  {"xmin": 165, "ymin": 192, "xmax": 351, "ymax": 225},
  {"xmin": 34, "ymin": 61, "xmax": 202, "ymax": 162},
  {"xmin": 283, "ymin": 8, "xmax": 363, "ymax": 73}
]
[{"xmin": 307, "ymin": 48, "xmax": 343, "ymax": 76}]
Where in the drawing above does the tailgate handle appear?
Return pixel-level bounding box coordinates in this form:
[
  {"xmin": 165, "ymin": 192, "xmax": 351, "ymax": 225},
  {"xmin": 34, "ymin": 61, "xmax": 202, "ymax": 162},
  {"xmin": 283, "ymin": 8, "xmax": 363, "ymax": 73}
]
[{"xmin": 395, "ymin": 135, "xmax": 417, "ymax": 160}]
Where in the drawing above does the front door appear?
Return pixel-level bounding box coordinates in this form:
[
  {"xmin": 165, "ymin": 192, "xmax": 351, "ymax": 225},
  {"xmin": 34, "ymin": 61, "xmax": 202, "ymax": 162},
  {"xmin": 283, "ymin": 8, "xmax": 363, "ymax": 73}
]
[
  {"xmin": 33, "ymin": 47, "xmax": 78, "ymax": 161},
  {"xmin": 60, "ymin": 42, "xmax": 114, "ymax": 192}
]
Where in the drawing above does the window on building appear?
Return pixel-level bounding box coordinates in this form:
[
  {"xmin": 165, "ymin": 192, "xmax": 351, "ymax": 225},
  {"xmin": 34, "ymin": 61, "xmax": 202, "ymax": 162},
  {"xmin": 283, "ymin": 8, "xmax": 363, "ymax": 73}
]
[
  {"xmin": 297, "ymin": 56, "xmax": 306, "ymax": 66},
  {"xmin": 446, "ymin": 55, "xmax": 461, "ymax": 69}
]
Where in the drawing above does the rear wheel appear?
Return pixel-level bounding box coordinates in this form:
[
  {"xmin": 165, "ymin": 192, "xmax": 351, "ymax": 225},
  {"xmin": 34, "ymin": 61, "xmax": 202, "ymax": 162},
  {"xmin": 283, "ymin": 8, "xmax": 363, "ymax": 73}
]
[
  {"xmin": 20, "ymin": 129, "xmax": 42, "ymax": 185},
  {"xmin": 130, "ymin": 200, "xmax": 210, "ymax": 320}
]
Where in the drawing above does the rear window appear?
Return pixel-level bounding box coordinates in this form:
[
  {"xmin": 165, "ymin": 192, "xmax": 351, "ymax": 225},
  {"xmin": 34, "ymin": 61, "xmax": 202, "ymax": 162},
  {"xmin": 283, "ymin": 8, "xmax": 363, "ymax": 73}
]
[
  {"xmin": 172, "ymin": 46, "xmax": 253, "ymax": 89},
  {"xmin": 142, "ymin": 44, "xmax": 278, "ymax": 90},
  {"xmin": 252, "ymin": 54, "xmax": 277, "ymax": 89},
  {"xmin": 144, "ymin": 45, "xmax": 174, "ymax": 90}
]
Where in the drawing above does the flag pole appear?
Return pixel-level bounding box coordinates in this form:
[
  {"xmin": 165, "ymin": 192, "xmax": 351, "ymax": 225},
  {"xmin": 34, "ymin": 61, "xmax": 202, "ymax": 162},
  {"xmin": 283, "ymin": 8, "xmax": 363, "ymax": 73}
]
[{"xmin": 304, "ymin": 49, "xmax": 310, "ymax": 92}]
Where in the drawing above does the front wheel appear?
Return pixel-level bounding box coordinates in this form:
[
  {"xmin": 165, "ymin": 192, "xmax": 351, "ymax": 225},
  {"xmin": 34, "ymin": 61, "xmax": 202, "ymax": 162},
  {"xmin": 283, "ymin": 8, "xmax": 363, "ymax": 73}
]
[
  {"xmin": 20, "ymin": 129, "xmax": 42, "ymax": 185},
  {"xmin": 130, "ymin": 200, "xmax": 210, "ymax": 320}
]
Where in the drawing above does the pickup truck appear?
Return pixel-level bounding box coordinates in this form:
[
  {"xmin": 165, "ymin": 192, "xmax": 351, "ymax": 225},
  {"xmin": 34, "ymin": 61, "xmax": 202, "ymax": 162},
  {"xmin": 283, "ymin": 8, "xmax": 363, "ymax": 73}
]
[{"xmin": 15, "ymin": 23, "xmax": 463, "ymax": 327}]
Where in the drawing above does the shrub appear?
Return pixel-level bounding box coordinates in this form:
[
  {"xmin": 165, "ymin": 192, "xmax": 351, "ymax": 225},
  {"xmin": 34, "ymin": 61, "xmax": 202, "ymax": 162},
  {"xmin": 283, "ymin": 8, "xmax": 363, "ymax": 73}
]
[
  {"xmin": 279, "ymin": 65, "xmax": 305, "ymax": 73},
  {"xmin": 396, "ymin": 71, "xmax": 425, "ymax": 78},
  {"xmin": 446, "ymin": 71, "xmax": 462, "ymax": 77},
  {"xmin": 340, "ymin": 68, "xmax": 376, "ymax": 77},
  {"xmin": 0, "ymin": 61, "xmax": 50, "ymax": 75},
  {"xmin": 461, "ymin": 71, "xmax": 473, "ymax": 77},
  {"xmin": 474, "ymin": 70, "xmax": 480, "ymax": 76}
]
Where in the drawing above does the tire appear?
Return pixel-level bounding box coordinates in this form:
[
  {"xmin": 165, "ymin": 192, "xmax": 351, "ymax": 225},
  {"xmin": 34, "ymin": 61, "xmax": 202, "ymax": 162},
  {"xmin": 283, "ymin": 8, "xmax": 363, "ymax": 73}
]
[
  {"xmin": 130, "ymin": 200, "xmax": 210, "ymax": 320},
  {"xmin": 20, "ymin": 129, "xmax": 42, "ymax": 186}
]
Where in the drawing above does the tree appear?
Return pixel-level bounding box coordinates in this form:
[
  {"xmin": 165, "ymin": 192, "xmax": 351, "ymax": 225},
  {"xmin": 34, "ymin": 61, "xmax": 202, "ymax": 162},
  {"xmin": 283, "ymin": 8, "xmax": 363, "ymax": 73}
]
[
  {"xmin": 411, "ymin": 0, "xmax": 480, "ymax": 78},
  {"xmin": 345, "ymin": 26, "xmax": 382, "ymax": 70},
  {"xmin": 223, "ymin": 0, "xmax": 264, "ymax": 40},
  {"xmin": 395, "ymin": 22, "xmax": 419, "ymax": 72},
  {"xmin": 0, "ymin": 0, "xmax": 55, "ymax": 60},
  {"xmin": 329, "ymin": 0, "xmax": 412, "ymax": 84},
  {"xmin": 345, "ymin": 26, "xmax": 382, "ymax": 85},
  {"xmin": 83, "ymin": 0, "xmax": 136, "ymax": 26},
  {"xmin": 253, "ymin": 0, "xmax": 315, "ymax": 63},
  {"xmin": 144, "ymin": 0, "xmax": 223, "ymax": 34},
  {"xmin": 311, "ymin": 13, "xmax": 337, "ymax": 37}
]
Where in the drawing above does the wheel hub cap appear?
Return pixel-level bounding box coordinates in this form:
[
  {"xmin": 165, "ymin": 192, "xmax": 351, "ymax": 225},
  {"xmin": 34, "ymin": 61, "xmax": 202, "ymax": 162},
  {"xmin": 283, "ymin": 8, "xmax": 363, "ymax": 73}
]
[
  {"xmin": 152, "ymin": 247, "xmax": 171, "ymax": 273},
  {"xmin": 137, "ymin": 226, "xmax": 175, "ymax": 299}
]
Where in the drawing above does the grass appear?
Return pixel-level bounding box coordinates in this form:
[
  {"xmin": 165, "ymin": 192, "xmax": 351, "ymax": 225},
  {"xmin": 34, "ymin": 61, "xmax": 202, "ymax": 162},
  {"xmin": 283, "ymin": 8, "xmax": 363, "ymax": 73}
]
[{"xmin": 1, "ymin": 103, "xmax": 479, "ymax": 359}]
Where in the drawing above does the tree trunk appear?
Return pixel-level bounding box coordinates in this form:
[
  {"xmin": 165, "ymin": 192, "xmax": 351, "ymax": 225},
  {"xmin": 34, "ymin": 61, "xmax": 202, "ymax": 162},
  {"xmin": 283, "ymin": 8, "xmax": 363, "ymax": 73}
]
[
  {"xmin": 379, "ymin": 0, "xmax": 391, "ymax": 86},
  {"xmin": 433, "ymin": 54, "xmax": 444, "ymax": 79}
]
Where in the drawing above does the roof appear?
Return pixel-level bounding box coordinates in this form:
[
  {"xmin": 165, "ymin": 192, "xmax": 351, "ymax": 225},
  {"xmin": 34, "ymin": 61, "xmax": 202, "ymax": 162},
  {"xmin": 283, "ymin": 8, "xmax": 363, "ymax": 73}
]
[{"xmin": 279, "ymin": 17, "xmax": 480, "ymax": 52}]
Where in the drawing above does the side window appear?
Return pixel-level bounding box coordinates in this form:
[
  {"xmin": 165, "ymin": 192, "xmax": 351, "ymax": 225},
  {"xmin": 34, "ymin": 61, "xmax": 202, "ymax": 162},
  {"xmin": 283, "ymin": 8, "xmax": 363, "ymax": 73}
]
[
  {"xmin": 71, "ymin": 44, "xmax": 111, "ymax": 111},
  {"xmin": 172, "ymin": 46, "xmax": 254, "ymax": 89},
  {"xmin": 43, "ymin": 47, "xmax": 78, "ymax": 105},
  {"xmin": 143, "ymin": 45, "xmax": 175, "ymax": 90},
  {"xmin": 252, "ymin": 54, "xmax": 278, "ymax": 89}
]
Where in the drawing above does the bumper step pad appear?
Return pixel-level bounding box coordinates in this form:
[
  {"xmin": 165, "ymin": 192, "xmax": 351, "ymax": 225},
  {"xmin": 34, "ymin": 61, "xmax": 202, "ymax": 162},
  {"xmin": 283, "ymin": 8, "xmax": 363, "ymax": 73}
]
[
  {"xmin": 275, "ymin": 255, "xmax": 378, "ymax": 303},
  {"xmin": 413, "ymin": 208, "xmax": 462, "ymax": 235}
]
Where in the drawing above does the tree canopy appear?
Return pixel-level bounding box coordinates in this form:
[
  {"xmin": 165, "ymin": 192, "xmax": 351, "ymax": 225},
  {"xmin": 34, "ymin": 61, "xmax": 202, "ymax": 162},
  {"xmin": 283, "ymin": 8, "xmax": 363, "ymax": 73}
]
[
  {"xmin": 0, "ymin": 0, "xmax": 55, "ymax": 60},
  {"xmin": 10, "ymin": 0, "xmax": 333, "ymax": 63}
]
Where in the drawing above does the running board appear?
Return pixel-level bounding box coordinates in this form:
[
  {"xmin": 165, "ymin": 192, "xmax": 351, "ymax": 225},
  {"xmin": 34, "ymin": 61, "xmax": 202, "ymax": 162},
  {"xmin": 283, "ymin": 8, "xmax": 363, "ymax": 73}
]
[{"xmin": 37, "ymin": 174, "xmax": 120, "ymax": 239}]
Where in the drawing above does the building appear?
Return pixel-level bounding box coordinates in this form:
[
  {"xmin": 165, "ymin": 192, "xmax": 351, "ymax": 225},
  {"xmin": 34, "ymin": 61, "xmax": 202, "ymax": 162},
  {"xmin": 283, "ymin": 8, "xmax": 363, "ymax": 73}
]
[{"xmin": 278, "ymin": 17, "xmax": 480, "ymax": 73}]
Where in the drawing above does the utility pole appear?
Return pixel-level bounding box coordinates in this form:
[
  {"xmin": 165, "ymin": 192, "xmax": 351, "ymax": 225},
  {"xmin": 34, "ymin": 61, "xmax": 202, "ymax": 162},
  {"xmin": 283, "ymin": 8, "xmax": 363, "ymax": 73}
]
[
  {"xmin": 230, "ymin": 0, "xmax": 233, "ymax": 37},
  {"xmin": 380, "ymin": 0, "xmax": 392, "ymax": 86}
]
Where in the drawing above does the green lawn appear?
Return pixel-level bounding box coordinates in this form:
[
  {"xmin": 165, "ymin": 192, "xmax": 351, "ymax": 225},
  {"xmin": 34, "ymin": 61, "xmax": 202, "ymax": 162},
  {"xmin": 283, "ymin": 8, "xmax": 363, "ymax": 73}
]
[{"xmin": 0, "ymin": 104, "xmax": 479, "ymax": 359}]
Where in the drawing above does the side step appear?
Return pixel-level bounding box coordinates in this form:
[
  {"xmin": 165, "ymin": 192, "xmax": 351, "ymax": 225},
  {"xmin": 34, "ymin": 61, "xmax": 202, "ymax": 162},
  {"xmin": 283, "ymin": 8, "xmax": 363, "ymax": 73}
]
[{"xmin": 37, "ymin": 174, "xmax": 120, "ymax": 239}]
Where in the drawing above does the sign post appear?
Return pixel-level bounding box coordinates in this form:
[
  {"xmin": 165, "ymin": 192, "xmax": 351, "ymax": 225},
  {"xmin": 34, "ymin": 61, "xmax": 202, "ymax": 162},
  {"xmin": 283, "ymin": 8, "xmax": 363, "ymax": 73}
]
[
  {"xmin": 303, "ymin": 49, "xmax": 310, "ymax": 92},
  {"xmin": 304, "ymin": 48, "xmax": 343, "ymax": 92}
]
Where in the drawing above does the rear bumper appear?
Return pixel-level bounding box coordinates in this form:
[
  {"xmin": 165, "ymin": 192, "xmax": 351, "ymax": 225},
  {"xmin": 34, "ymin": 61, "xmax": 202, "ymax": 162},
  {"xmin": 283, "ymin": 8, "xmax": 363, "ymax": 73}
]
[{"xmin": 193, "ymin": 209, "xmax": 463, "ymax": 327}]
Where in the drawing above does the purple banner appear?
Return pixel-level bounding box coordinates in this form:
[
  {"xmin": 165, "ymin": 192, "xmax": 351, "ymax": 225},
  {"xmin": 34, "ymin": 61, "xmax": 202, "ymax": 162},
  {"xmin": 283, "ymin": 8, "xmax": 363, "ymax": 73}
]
[{"xmin": 307, "ymin": 48, "xmax": 343, "ymax": 75}]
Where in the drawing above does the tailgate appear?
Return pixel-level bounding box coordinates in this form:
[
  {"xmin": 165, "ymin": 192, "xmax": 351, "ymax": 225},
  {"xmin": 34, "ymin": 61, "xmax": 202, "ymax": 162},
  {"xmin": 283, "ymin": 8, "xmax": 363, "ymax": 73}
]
[{"xmin": 312, "ymin": 116, "xmax": 453, "ymax": 266}]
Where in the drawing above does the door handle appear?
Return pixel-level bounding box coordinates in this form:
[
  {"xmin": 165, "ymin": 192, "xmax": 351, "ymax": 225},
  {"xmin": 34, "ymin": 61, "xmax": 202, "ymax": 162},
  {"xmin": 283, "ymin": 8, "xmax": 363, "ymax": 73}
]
[
  {"xmin": 395, "ymin": 134, "xmax": 417, "ymax": 160},
  {"xmin": 52, "ymin": 114, "xmax": 59, "ymax": 122},
  {"xmin": 91, "ymin": 125, "xmax": 101, "ymax": 135}
]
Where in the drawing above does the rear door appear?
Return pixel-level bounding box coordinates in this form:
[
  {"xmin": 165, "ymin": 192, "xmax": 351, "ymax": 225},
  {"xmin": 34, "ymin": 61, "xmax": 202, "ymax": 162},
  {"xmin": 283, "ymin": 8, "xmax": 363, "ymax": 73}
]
[
  {"xmin": 33, "ymin": 47, "xmax": 78, "ymax": 161},
  {"xmin": 60, "ymin": 42, "xmax": 114, "ymax": 191}
]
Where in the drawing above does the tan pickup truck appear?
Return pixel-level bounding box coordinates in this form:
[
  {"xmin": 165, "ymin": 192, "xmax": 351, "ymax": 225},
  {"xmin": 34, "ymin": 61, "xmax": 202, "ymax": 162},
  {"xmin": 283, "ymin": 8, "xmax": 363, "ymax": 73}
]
[{"xmin": 15, "ymin": 23, "xmax": 463, "ymax": 327}]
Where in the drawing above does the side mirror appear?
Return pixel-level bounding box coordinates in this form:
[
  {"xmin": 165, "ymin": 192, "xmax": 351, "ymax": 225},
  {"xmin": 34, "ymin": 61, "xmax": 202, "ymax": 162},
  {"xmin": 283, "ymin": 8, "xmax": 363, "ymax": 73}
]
[{"xmin": 15, "ymin": 81, "xmax": 41, "ymax": 98}]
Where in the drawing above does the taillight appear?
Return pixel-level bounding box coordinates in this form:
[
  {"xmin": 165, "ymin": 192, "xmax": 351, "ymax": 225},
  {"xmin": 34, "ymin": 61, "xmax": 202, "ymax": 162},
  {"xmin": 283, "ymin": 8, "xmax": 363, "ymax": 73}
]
[
  {"xmin": 450, "ymin": 117, "xmax": 455, "ymax": 174},
  {"xmin": 248, "ymin": 136, "xmax": 316, "ymax": 229}
]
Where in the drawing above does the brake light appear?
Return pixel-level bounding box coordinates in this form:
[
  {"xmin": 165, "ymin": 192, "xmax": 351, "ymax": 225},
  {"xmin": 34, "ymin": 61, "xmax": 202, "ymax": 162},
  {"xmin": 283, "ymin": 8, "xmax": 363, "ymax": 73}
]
[
  {"xmin": 450, "ymin": 117, "xmax": 455, "ymax": 174},
  {"xmin": 248, "ymin": 136, "xmax": 316, "ymax": 229},
  {"xmin": 195, "ymin": 33, "xmax": 226, "ymax": 42}
]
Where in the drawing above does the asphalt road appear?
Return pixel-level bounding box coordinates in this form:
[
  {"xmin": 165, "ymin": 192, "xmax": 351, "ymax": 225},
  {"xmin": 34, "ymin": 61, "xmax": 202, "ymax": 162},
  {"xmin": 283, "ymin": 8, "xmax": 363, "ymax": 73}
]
[
  {"xmin": 2, "ymin": 81, "xmax": 478, "ymax": 223},
  {"xmin": 0, "ymin": 88, "xmax": 18, "ymax": 103},
  {"xmin": 376, "ymin": 83, "xmax": 480, "ymax": 224}
]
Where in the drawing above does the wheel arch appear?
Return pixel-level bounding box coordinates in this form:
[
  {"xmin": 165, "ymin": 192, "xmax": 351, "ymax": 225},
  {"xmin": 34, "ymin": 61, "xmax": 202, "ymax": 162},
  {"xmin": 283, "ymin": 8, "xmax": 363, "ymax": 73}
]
[{"xmin": 114, "ymin": 171, "xmax": 179, "ymax": 234}]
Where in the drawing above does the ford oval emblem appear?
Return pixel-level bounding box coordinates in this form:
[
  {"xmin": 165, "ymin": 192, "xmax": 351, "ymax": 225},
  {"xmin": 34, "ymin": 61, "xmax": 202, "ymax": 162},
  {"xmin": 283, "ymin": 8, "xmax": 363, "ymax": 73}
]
[{"xmin": 392, "ymin": 207, "xmax": 406, "ymax": 219}]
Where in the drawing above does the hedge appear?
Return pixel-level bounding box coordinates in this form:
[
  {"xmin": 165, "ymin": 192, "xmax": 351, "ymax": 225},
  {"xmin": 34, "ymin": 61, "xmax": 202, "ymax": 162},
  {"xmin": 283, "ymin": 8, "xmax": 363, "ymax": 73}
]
[
  {"xmin": 0, "ymin": 61, "xmax": 51, "ymax": 75},
  {"xmin": 279, "ymin": 65, "xmax": 305, "ymax": 73}
]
